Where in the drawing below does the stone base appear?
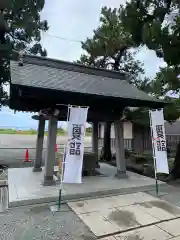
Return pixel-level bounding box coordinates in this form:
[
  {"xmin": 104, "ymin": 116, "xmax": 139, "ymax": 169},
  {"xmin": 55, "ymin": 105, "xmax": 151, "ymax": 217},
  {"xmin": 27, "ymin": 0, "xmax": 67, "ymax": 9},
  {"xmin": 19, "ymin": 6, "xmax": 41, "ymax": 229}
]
[
  {"xmin": 50, "ymin": 205, "xmax": 61, "ymax": 213},
  {"xmin": 43, "ymin": 176, "xmax": 56, "ymax": 186},
  {"xmin": 9, "ymin": 164, "xmax": 167, "ymax": 207},
  {"xmin": 115, "ymin": 171, "xmax": 128, "ymax": 179},
  {"xmin": 96, "ymin": 163, "xmax": 100, "ymax": 169},
  {"xmin": 33, "ymin": 167, "xmax": 42, "ymax": 172}
]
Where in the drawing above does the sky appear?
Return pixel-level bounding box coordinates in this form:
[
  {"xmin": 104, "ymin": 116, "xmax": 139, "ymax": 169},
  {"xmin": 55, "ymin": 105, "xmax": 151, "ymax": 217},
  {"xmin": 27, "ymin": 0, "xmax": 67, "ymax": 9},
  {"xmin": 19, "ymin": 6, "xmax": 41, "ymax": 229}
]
[{"xmin": 0, "ymin": 0, "xmax": 166, "ymax": 130}]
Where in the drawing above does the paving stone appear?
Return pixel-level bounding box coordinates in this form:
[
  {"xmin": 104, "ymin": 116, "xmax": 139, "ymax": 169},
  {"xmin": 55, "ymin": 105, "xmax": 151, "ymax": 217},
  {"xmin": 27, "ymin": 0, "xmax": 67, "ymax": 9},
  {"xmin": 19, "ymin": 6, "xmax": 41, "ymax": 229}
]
[
  {"xmin": 78, "ymin": 212, "xmax": 121, "ymax": 237},
  {"xmin": 109, "ymin": 192, "xmax": 157, "ymax": 207},
  {"xmin": 68, "ymin": 193, "xmax": 180, "ymax": 238},
  {"xmin": 170, "ymin": 237, "xmax": 180, "ymax": 240},
  {"xmin": 136, "ymin": 201, "xmax": 177, "ymax": 221},
  {"xmin": 83, "ymin": 197, "xmax": 117, "ymax": 212},
  {"xmin": 83, "ymin": 192, "xmax": 158, "ymax": 212},
  {"xmin": 157, "ymin": 218, "xmax": 180, "ymax": 237},
  {"xmin": 147, "ymin": 190, "xmax": 169, "ymax": 197},
  {"xmin": 126, "ymin": 192, "xmax": 158, "ymax": 203},
  {"xmin": 159, "ymin": 201, "xmax": 180, "ymax": 217},
  {"xmin": 71, "ymin": 192, "xmax": 158, "ymax": 214},
  {"xmin": 114, "ymin": 225, "xmax": 172, "ymax": 240},
  {"xmin": 68, "ymin": 201, "xmax": 89, "ymax": 214},
  {"xmin": 105, "ymin": 194, "xmax": 137, "ymax": 207},
  {"xmin": 116, "ymin": 204, "xmax": 159, "ymax": 226},
  {"xmin": 99, "ymin": 208, "xmax": 140, "ymax": 233},
  {"xmin": 161, "ymin": 192, "xmax": 180, "ymax": 206}
]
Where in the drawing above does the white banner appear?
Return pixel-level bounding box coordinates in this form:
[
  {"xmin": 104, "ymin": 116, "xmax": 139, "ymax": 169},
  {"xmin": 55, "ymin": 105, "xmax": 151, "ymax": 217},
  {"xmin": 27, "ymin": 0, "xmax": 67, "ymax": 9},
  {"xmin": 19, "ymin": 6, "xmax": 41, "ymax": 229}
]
[
  {"xmin": 149, "ymin": 109, "xmax": 169, "ymax": 174},
  {"xmin": 63, "ymin": 107, "xmax": 88, "ymax": 183}
]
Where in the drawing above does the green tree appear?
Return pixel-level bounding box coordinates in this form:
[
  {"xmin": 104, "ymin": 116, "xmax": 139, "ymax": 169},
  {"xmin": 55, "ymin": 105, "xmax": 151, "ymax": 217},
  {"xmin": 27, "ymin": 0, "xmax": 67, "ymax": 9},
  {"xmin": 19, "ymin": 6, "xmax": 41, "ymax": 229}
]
[
  {"xmin": 120, "ymin": 0, "xmax": 180, "ymax": 105},
  {"xmin": 120, "ymin": 0, "xmax": 180, "ymax": 178},
  {"xmin": 86, "ymin": 126, "xmax": 92, "ymax": 134},
  {"xmin": 78, "ymin": 7, "xmax": 149, "ymax": 161},
  {"xmin": 57, "ymin": 127, "xmax": 66, "ymax": 135},
  {"xmin": 0, "ymin": 0, "xmax": 48, "ymax": 107}
]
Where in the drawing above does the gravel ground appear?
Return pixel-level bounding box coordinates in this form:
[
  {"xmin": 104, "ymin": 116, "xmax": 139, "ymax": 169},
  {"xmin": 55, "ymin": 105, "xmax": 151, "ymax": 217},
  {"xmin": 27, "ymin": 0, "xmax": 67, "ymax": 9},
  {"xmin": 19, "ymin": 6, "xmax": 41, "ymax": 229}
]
[
  {"xmin": 0, "ymin": 204, "xmax": 96, "ymax": 240},
  {"xmin": 1, "ymin": 183, "xmax": 180, "ymax": 240}
]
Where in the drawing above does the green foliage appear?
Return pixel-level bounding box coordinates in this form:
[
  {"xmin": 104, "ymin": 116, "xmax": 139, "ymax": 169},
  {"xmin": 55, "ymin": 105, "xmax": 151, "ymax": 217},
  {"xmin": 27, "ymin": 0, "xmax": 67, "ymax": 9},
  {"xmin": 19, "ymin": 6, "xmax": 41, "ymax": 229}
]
[
  {"xmin": 78, "ymin": 6, "xmax": 147, "ymax": 89},
  {"xmin": 121, "ymin": 0, "xmax": 180, "ymax": 64},
  {"xmin": 57, "ymin": 127, "xmax": 66, "ymax": 135},
  {"xmin": 0, "ymin": 0, "xmax": 48, "ymax": 106},
  {"xmin": 79, "ymin": 7, "xmax": 132, "ymax": 67},
  {"xmin": 123, "ymin": 107, "xmax": 150, "ymax": 126},
  {"xmin": 86, "ymin": 127, "xmax": 92, "ymax": 134},
  {"xmin": 78, "ymin": 1, "xmax": 180, "ymax": 126},
  {"xmin": 0, "ymin": 128, "xmax": 17, "ymax": 134},
  {"xmin": 120, "ymin": 0, "xmax": 180, "ymax": 124},
  {"xmin": 0, "ymin": 128, "xmax": 37, "ymax": 135},
  {"xmin": 131, "ymin": 154, "xmax": 148, "ymax": 164},
  {"xmin": 162, "ymin": 97, "xmax": 180, "ymax": 122},
  {"xmin": 121, "ymin": 0, "xmax": 180, "ymax": 71},
  {"xmin": 78, "ymin": 6, "xmax": 150, "ymax": 161}
]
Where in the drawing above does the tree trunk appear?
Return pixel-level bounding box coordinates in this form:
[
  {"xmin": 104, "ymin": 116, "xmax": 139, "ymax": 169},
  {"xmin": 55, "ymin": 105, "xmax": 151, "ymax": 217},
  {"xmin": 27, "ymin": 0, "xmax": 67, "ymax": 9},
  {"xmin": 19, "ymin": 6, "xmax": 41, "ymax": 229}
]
[
  {"xmin": 170, "ymin": 141, "xmax": 180, "ymax": 179},
  {"xmin": 102, "ymin": 121, "xmax": 112, "ymax": 161}
]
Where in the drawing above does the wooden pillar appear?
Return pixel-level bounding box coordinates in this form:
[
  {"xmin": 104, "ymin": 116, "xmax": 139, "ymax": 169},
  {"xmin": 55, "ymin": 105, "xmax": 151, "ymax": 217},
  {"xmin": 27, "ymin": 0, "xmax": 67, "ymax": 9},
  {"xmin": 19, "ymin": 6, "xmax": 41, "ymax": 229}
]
[
  {"xmin": 43, "ymin": 116, "xmax": 58, "ymax": 186},
  {"xmin": 114, "ymin": 119, "xmax": 128, "ymax": 178},
  {"xmin": 92, "ymin": 122, "xmax": 99, "ymax": 168},
  {"xmin": 33, "ymin": 117, "xmax": 45, "ymax": 172}
]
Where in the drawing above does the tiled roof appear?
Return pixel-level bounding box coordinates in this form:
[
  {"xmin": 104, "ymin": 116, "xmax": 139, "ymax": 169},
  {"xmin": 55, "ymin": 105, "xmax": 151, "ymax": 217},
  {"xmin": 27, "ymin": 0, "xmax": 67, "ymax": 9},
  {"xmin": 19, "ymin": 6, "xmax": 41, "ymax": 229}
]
[{"xmin": 10, "ymin": 55, "xmax": 164, "ymax": 106}]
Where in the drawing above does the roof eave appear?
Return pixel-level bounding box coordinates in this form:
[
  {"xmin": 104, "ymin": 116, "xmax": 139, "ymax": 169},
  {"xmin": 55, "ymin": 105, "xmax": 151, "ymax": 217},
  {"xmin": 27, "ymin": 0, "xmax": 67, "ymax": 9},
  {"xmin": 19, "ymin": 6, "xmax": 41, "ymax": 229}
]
[{"xmin": 21, "ymin": 55, "xmax": 127, "ymax": 80}]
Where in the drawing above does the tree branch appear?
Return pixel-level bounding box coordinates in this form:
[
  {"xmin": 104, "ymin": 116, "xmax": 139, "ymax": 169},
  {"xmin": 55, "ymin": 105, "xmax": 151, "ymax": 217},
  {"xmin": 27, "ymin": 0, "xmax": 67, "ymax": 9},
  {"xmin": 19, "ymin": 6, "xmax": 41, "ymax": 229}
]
[{"xmin": 114, "ymin": 46, "xmax": 127, "ymax": 70}]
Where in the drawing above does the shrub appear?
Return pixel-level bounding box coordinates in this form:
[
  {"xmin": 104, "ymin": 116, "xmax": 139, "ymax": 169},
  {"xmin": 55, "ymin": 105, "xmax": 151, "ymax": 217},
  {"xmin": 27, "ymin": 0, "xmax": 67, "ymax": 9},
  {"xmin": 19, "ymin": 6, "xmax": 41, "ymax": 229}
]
[{"xmin": 131, "ymin": 154, "xmax": 148, "ymax": 164}]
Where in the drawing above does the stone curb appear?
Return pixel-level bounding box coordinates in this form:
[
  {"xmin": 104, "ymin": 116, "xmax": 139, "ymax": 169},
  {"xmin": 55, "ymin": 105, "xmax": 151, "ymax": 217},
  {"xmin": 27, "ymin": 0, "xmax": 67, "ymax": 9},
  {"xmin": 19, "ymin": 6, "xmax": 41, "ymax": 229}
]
[{"xmin": 9, "ymin": 182, "xmax": 166, "ymax": 208}]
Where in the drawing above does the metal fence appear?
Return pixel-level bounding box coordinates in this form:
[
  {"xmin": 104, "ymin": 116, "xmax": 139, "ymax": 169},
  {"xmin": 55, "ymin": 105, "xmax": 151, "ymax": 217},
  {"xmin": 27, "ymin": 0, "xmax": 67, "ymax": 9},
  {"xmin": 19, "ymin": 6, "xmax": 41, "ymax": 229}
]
[
  {"xmin": 98, "ymin": 138, "xmax": 132, "ymax": 150},
  {"xmin": 98, "ymin": 135, "xmax": 180, "ymax": 153},
  {"xmin": 135, "ymin": 135, "xmax": 180, "ymax": 153},
  {"xmin": 166, "ymin": 135, "xmax": 180, "ymax": 152},
  {"xmin": 0, "ymin": 144, "xmax": 94, "ymax": 166},
  {"xmin": 0, "ymin": 135, "xmax": 179, "ymax": 164}
]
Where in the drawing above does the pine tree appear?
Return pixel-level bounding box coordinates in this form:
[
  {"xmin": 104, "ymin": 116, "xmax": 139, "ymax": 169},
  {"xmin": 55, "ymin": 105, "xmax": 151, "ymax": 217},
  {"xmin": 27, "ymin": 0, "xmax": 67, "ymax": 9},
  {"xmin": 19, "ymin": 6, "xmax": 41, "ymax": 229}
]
[
  {"xmin": 0, "ymin": 0, "xmax": 48, "ymax": 107},
  {"xmin": 78, "ymin": 7, "xmax": 149, "ymax": 161}
]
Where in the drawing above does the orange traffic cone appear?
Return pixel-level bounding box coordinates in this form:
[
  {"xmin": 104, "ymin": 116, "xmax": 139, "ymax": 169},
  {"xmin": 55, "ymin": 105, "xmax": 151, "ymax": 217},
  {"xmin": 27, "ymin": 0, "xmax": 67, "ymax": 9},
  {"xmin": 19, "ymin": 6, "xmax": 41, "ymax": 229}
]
[{"xmin": 24, "ymin": 149, "xmax": 31, "ymax": 162}]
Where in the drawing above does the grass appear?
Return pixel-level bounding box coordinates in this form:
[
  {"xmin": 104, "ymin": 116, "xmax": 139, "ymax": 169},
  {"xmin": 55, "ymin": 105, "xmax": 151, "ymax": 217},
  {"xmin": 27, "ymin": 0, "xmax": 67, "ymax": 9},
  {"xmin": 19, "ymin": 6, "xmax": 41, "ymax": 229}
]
[
  {"xmin": 0, "ymin": 128, "xmax": 91, "ymax": 136},
  {"xmin": 0, "ymin": 129, "xmax": 40, "ymax": 135}
]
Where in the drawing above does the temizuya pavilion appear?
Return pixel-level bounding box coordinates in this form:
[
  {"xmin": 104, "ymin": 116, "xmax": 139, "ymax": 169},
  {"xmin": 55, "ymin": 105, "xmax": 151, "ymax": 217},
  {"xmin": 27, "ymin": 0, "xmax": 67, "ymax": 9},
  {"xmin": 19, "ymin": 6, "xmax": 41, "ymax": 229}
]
[{"xmin": 9, "ymin": 55, "xmax": 164, "ymax": 186}]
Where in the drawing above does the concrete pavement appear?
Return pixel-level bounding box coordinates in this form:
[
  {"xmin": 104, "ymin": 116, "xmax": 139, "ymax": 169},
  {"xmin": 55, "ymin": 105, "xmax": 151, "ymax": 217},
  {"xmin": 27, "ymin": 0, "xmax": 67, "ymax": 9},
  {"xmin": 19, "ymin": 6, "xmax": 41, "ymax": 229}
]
[
  {"xmin": 0, "ymin": 134, "xmax": 91, "ymax": 167},
  {"xmin": 68, "ymin": 192, "xmax": 180, "ymax": 239},
  {"xmin": 0, "ymin": 134, "xmax": 91, "ymax": 148},
  {"xmin": 4, "ymin": 161, "xmax": 180, "ymax": 240},
  {"xmin": 4, "ymin": 135, "xmax": 180, "ymax": 239},
  {"xmin": 2, "ymin": 187, "xmax": 180, "ymax": 240}
]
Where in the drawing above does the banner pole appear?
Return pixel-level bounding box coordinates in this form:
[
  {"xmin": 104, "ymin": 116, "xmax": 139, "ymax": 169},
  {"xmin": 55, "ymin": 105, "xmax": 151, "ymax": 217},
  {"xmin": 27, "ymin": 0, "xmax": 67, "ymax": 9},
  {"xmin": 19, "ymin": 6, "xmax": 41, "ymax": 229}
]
[
  {"xmin": 58, "ymin": 105, "xmax": 71, "ymax": 210},
  {"xmin": 149, "ymin": 110, "xmax": 159, "ymax": 196},
  {"xmin": 154, "ymin": 156, "xmax": 159, "ymax": 197}
]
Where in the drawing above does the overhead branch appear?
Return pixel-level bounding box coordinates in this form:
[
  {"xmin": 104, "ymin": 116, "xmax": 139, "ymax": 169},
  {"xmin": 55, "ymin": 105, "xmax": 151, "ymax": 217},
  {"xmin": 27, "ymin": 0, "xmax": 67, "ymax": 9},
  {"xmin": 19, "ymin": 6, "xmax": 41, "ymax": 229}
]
[{"xmin": 114, "ymin": 46, "xmax": 127, "ymax": 70}]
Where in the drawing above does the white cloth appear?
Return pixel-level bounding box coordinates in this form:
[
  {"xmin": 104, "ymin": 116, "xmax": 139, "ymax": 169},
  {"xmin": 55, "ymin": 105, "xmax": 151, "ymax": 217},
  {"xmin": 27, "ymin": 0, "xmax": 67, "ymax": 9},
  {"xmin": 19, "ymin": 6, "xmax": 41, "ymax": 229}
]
[
  {"xmin": 149, "ymin": 109, "xmax": 169, "ymax": 174},
  {"xmin": 63, "ymin": 107, "xmax": 88, "ymax": 183}
]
